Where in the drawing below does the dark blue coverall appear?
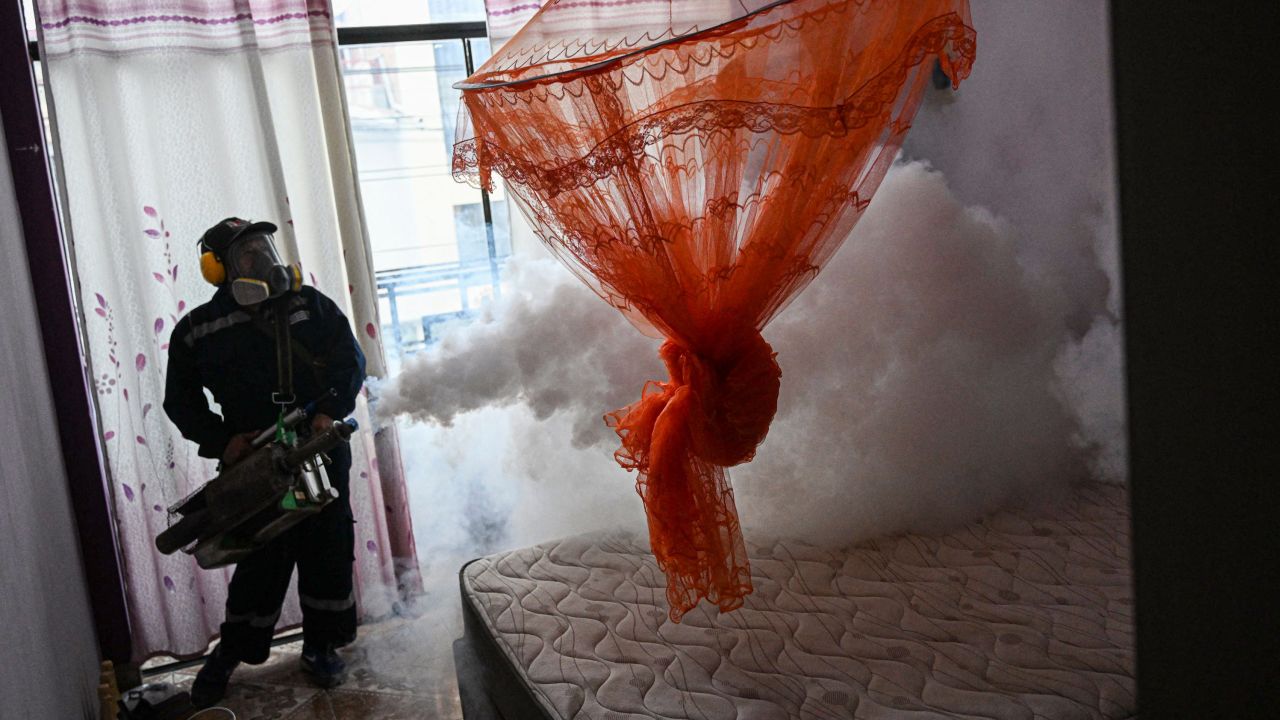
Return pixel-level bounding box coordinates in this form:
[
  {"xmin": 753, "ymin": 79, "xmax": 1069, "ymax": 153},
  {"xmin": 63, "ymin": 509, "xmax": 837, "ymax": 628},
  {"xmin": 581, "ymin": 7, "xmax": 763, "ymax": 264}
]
[{"xmin": 164, "ymin": 284, "xmax": 367, "ymax": 663}]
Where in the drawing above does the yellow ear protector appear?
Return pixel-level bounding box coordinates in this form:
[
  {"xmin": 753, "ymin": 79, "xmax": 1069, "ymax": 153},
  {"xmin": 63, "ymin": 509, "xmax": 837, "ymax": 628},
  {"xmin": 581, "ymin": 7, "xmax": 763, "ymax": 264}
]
[{"xmin": 200, "ymin": 248, "xmax": 226, "ymax": 285}]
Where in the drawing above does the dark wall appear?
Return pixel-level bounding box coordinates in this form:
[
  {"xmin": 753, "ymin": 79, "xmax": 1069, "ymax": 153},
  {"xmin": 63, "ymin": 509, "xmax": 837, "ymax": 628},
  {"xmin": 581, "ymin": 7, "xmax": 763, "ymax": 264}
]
[
  {"xmin": 1, "ymin": 0, "xmax": 131, "ymax": 668},
  {"xmin": 0, "ymin": 101, "xmax": 103, "ymax": 720},
  {"xmin": 1112, "ymin": 3, "xmax": 1279, "ymax": 717}
]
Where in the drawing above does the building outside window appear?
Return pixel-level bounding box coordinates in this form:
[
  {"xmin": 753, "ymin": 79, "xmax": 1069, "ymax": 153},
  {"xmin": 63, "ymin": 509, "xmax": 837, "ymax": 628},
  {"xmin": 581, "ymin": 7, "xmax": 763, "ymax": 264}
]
[{"xmin": 335, "ymin": 0, "xmax": 515, "ymax": 369}]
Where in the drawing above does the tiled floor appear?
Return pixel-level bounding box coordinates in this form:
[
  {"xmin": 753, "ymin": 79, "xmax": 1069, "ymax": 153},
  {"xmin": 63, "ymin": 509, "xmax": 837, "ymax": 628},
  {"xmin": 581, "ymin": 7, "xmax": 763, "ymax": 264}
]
[{"xmin": 147, "ymin": 591, "xmax": 466, "ymax": 720}]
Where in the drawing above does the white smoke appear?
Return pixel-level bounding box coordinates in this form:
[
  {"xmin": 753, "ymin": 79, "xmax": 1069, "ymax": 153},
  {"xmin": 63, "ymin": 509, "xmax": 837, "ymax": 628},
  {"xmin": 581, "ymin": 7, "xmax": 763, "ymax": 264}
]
[
  {"xmin": 377, "ymin": 260, "xmax": 660, "ymax": 449},
  {"xmin": 903, "ymin": 0, "xmax": 1126, "ymax": 483},
  {"xmin": 373, "ymin": 260, "xmax": 657, "ymax": 564},
  {"xmin": 739, "ymin": 161, "xmax": 1085, "ymax": 544},
  {"xmin": 374, "ymin": 158, "xmax": 1110, "ymax": 552}
]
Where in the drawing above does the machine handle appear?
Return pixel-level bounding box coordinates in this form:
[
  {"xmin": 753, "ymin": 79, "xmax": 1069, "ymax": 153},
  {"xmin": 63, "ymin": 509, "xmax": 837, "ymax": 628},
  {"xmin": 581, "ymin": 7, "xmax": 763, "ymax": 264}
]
[
  {"xmin": 282, "ymin": 418, "xmax": 358, "ymax": 468},
  {"xmin": 249, "ymin": 389, "xmax": 338, "ymax": 448}
]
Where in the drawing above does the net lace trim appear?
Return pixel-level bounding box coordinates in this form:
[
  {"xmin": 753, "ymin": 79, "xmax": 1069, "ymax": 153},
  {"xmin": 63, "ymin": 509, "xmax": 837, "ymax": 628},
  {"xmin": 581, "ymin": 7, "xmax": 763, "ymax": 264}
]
[
  {"xmin": 516, "ymin": 181, "xmax": 868, "ymax": 313},
  {"xmin": 454, "ymin": 13, "xmax": 975, "ymax": 195},
  {"xmin": 482, "ymin": 0, "xmax": 870, "ymax": 82}
]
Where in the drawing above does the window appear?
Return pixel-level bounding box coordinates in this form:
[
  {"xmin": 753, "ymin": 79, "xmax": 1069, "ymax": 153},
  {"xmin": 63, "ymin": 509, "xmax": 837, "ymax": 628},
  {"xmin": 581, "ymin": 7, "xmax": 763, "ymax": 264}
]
[{"xmin": 336, "ymin": 23, "xmax": 513, "ymax": 368}]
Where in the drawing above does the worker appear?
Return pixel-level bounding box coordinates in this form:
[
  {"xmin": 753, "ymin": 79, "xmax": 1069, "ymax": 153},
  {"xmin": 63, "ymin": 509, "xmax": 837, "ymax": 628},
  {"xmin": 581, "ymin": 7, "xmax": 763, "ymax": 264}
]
[{"xmin": 163, "ymin": 217, "xmax": 366, "ymax": 707}]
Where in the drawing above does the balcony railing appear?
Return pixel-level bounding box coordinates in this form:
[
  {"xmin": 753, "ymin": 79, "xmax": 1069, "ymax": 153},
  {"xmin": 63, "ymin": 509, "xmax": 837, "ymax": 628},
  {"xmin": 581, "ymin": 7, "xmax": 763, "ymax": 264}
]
[{"xmin": 376, "ymin": 254, "xmax": 507, "ymax": 360}]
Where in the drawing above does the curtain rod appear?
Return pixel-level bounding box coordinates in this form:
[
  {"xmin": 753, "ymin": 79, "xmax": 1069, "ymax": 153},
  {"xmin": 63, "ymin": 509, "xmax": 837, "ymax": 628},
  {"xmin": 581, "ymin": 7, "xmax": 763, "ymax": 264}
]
[{"xmin": 26, "ymin": 21, "xmax": 490, "ymax": 60}]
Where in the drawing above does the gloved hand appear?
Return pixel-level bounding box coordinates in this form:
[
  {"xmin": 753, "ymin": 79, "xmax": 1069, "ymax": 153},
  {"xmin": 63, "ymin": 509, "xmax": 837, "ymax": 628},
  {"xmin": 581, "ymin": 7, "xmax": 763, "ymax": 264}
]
[
  {"xmin": 311, "ymin": 413, "xmax": 334, "ymax": 435},
  {"xmin": 221, "ymin": 431, "xmax": 258, "ymax": 466}
]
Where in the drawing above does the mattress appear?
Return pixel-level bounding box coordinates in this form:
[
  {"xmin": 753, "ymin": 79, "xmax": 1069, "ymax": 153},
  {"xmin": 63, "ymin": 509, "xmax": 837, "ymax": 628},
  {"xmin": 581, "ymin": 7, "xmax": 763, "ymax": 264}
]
[{"xmin": 456, "ymin": 484, "xmax": 1134, "ymax": 719}]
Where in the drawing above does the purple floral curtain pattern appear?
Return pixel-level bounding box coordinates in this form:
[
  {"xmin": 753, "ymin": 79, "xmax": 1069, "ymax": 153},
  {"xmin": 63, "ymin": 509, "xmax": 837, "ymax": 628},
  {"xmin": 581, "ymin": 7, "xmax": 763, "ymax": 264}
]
[{"xmin": 37, "ymin": 0, "xmax": 417, "ymax": 660}]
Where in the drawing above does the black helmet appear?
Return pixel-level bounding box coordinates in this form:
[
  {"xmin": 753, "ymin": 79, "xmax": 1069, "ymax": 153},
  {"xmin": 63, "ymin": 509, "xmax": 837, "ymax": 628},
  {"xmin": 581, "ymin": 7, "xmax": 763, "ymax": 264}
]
[{"xmin": 198, "ymin": 217, "xmax": 278, "ymax": 258}]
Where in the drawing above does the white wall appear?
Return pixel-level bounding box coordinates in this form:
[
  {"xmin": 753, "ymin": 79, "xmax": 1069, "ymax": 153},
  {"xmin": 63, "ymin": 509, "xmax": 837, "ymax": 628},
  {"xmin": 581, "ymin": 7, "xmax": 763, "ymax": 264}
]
[{"xmin": 0, "ymin": 111, "xmax": 102, "ymax": 720}]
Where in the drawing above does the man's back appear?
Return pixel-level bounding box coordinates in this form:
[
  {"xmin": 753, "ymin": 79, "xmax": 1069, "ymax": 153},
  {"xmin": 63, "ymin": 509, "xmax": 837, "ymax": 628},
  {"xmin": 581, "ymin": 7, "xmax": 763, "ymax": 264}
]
[{"xmin": 164, "ymin": 284, "xmax": 365, "ymax": 458}]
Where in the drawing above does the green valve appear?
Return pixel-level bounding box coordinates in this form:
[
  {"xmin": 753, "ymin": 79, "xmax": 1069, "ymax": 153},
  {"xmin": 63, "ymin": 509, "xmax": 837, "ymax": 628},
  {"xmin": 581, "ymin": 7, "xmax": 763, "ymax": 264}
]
[
  {"xmin": 274, "ymin": 409, "xmax": 297, "ymax": 446},
  {"xmin": 280, "ymin": 490, "xmax": 299, "ymax": 510}
]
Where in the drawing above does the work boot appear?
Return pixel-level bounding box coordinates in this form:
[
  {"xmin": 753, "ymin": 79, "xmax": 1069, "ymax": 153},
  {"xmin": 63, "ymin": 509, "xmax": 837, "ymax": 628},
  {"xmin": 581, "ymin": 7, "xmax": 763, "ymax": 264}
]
[
  {"xmin": 190, "ymin": 645, "xmax": 239, "ymax": 708},
  {"xmin": 300, "ymin": 643, "xmax": 347, "ymax": 688}
]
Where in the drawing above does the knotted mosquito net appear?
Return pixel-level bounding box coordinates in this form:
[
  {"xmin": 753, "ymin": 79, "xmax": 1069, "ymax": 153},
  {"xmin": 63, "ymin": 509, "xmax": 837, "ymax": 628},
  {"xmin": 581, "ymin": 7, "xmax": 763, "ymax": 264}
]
[{"xmin": 453, "ymin": 0, "xmax": 976, "ymax": 620}]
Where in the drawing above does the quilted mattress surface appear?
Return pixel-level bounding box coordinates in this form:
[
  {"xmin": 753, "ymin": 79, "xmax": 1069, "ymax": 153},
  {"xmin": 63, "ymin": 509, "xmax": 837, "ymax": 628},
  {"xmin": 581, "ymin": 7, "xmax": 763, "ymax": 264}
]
[{"xmin": 461, "ymin": 484, "xmax": 1134, "ymax": 719}]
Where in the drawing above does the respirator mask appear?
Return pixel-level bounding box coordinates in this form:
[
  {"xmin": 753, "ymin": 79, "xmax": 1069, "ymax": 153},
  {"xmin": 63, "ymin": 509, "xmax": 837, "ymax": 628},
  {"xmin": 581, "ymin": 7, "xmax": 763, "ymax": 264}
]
[{"xmin": 224, "ymin": 232, "xmax": 300, "ymax": 306}]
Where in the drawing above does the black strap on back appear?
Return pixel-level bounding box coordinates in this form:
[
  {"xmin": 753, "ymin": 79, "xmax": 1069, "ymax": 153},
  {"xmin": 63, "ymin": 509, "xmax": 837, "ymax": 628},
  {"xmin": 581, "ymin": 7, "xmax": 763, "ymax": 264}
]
[
  {"xmin": 248, "ymin": 298, "xmax": 327, "ymax": 403},
  {"xmin": 271, "ymin": 300, "xmax": 295, "ymax": 407}
]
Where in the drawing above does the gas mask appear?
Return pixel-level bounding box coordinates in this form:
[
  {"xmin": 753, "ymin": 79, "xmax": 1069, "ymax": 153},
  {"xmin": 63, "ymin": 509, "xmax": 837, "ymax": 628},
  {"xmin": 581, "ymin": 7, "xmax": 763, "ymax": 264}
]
[{"xmin": 224, "ymin": 232, "xmax": 301, "ymax": 306}]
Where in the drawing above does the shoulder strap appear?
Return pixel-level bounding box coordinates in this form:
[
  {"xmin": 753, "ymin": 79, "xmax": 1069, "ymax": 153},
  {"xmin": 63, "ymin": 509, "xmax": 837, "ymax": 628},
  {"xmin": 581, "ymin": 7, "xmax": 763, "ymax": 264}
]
[{"xmin": 249, "ymin": 303, "xmax": 327, "ymax": 390}]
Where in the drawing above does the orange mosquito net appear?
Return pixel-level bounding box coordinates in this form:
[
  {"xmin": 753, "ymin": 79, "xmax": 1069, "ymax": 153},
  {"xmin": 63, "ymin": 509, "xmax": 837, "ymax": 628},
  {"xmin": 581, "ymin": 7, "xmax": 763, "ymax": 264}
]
[{"xmin": 453, "ymin": 0, "xmax": 976, "ymax": 621}]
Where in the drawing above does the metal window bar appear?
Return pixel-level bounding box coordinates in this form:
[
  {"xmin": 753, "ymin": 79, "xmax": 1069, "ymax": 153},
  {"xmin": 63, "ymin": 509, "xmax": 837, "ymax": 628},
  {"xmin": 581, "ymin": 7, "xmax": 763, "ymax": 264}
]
[{"xmin": 376, "ymin": 256, "xmax": 508, "ymax": 358}]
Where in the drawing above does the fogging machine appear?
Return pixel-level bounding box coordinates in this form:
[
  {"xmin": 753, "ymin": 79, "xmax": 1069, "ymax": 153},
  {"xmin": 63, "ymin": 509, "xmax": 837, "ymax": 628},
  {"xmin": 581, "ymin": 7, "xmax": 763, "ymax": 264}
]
[{"xmin": 155, "ymin": 393, "xmax": 357, "ymax": 569}]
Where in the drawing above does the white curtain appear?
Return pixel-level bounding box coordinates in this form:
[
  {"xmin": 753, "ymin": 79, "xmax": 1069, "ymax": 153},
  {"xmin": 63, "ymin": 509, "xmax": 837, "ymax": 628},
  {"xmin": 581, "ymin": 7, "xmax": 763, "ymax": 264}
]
[
  {"xmin": 37, "ymin": 0, "xmax": 409, "ymax": 660},
  {"xmin": 482, "ymin": 0, "xmax": 544, "ymax": 51}
]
